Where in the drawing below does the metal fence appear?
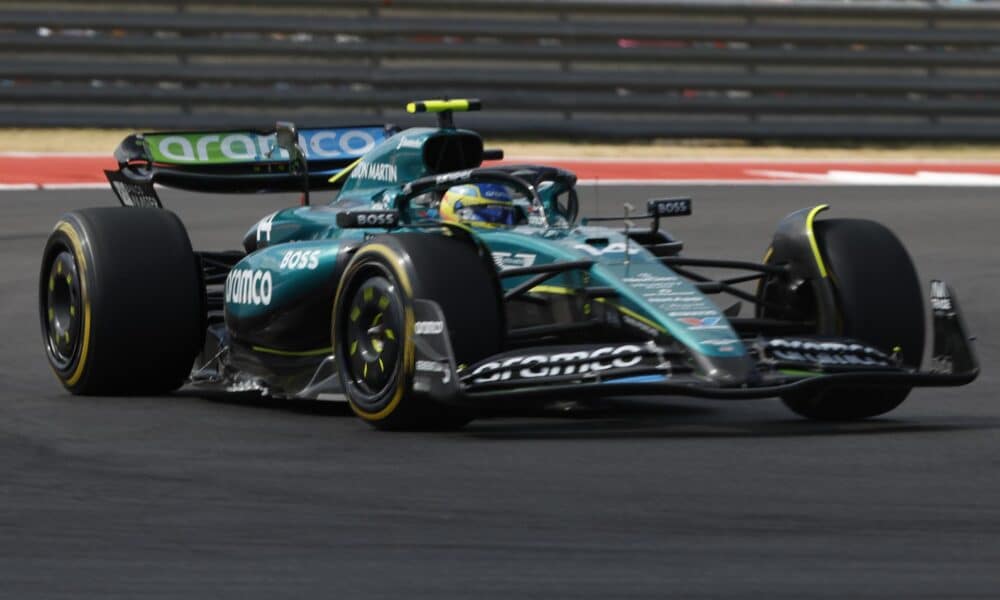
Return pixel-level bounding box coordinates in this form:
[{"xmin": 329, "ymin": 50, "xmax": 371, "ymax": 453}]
[{"xmin": 3, "ymin": 0, "xmax": 1000, "ymax": 140}]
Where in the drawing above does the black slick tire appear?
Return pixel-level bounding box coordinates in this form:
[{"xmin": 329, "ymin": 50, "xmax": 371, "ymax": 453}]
[
  {"xmin": 332, "ymin": 232, "xmax": 503, "ymax": 430},
  {"xmin": 781, "ymin": 218, "xmax": 925, "ymax": 420},
  {"xmin": 39, "ymin": 208, "xmax": 204, "ymax": 395}
]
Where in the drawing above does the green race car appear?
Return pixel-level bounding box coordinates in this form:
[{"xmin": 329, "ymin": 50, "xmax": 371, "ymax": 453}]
[{"xmin": 39, "ymin": 100, "xmax": 978, "ymax": 429}]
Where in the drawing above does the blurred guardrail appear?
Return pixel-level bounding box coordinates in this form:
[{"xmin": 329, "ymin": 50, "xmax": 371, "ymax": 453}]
[{"xmin": 3, "ymin": 0, "xmax": 1000, "ymax": 140}]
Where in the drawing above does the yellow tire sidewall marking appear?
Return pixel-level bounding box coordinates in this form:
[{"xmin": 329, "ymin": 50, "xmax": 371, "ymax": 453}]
[
  {"xmin": 805, "ymin": 204, "xmax": 830, "ymax": 278},
  {"xmin": 333, "ymin": 243, "xmax": 415, "ymax": 422},
  {"xmin": 55, "ymin": 221, "xmax": 91, "ymax": 387}
]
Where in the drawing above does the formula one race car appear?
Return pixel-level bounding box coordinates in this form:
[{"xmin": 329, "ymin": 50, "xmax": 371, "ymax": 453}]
[{"xmin": 39, "ymin": 100, "xmax": 979, "ymax": 429}]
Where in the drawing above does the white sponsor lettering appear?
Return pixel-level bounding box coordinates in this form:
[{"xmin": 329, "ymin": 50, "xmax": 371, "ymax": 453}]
[
  {"xmin": 649, "ymin": 198, "xmax": 692, "ymax": 216},
  {"xmin": 396, "ymin": 136, "xmax": 424, "ymax": 150},
  {"xmin": 307, "ymin": 131, "xmax": 339, "ymax": 158},
  {"xmin": 435, "ymin": 170, "xmax": 473, "ymax": 184},
  {"xmin": 354, "ymin": 161, "xmax": 398, "ymax": 183},
  {"xmin": 767, "ymin": 339, "xmax": 889, "ymax": 366},
  {"xmin": 416, "ymin": 360, "xmax": 451, "ymax": 384},
  {"xmin": 157, "ymin": 136, "xmax": 195, "ymax": 161},
  {"xmin": 701, "ymin": 338, "xmax": 739, "ymax": 346},
  {"xmin": 225, "ymin": 269, "xmax": 273, "ymax": 306},
  {"xmin": 668, "ymin": 310, "xmax": 718, "ymax": 317},
  {"xmin": 158, "ymin": 130, "xmax": 379, "ymax": 163},
  {"xmin": 279, "ymin": 249, "xmax": 320, "ymax": 270},
  {"xmin": 471, "ymin": 344, "xmax": 644, "ymax": 383},
  {"xmin": 256, "ymin": 212, "xmax": 276, "ymax": 243},
  {"xmin": 930, "ymin": 280, "xmax": 953, "ymax": 312},
  {"xmin": 336, "ymin": 130, "xmax": 378, "ymax": 156},
  {"xmin": 355, "ymin": 212, "xmax": 397, "ymax": 227},
  {"xmin": 196, "ymin": 135, "xmax": 220, "ymax": 162},
  {"xmin": 222, "ymin": 134, "xmax": 256, "ymax": 160},
  {"xmin": 491, "ymin": 251, "xmax": 536, "ymax": 270},
  {"xmin": 110, "ymin": 180, "xmax": 158, "ymax": 207},
  {"xmin": 414, "ymin": 321, "xmax": 444, "ymax": 335},
  {"xmin": 574, "ymin": 242, "xmax": 642, "ymax": 257}
]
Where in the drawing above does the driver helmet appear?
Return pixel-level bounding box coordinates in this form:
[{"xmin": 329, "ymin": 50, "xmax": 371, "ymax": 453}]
[{"xmin": 439, "ymin": 183, "xmax": 517, "ymax": 229}]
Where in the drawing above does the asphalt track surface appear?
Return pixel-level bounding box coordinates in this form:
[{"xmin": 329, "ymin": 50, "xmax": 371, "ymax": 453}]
[{"xmin": 2, "ymin": 185, "xmax": 997, "ymax": 599}]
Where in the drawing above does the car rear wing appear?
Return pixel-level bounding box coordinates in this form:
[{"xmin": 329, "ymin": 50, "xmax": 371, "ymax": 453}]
[{"xmin": 105, "ymin": 122, "xmax": 397, "ymax": 207}]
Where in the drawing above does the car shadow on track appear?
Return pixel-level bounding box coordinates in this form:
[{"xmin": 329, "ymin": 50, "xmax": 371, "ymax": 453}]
[
  {"xmin": 177, "ymin": 389, "xmax": 355, "ymax": 417},
  {"xmin": 461, "ymin": 398, "xmax": 1000, "ymax": 440},
  {"xmin": 178, "ymin": 389, "xmax": 997, "ymax": 440}
]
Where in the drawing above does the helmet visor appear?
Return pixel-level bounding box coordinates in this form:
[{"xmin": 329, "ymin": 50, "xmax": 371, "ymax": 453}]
[{"xmin": 462, "ymin": 202, "xmax": 516, "ymax": 226}]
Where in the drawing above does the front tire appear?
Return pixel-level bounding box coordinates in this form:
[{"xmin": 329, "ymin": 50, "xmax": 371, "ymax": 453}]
[
  {"xmin": 332, "ymin": 233, "xmax": 503, "ymax": 430},
  {"xmin": 780, "ymin": 218, "xmax": 925, "ymax": 420},
  {"xmin": 39, "ymin": 208, "xmax": 204, "ymax": 395}
]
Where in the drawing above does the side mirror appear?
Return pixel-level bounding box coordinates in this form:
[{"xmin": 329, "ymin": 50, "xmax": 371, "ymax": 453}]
[
  {"xmin": 275, "ymin": 121, "xmax": 298, "ymax": 153},
  {"xmin": 274, "ymin": 121, "xmax": 310, "ymax": 205}
]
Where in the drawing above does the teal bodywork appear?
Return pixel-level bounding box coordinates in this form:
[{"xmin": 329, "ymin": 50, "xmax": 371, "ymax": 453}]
[
  {"xmin": 224, "ymin": 124, "xmax": 746, "ymax": 365},
  {"xmin": 479, "ymin": 227, "xmax": 743, "ymax": 359}
]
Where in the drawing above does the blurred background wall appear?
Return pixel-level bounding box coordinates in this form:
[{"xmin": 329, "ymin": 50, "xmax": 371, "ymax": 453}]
[{"xmin": 3, "ymin": 0, "xmax": 1000, "ymax": 140}]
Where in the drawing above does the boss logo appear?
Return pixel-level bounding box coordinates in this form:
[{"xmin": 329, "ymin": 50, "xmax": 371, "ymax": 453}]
[
  {"xmin": 337, "ymin": 211, "xmax": 399, "ymax": 229},
  {"xmin": 279, "ymin": 249, "xmax": 320, "ymax": 270},
  {"xmin": 648, "ymin": 198, "xmax": 692, "ymax": 217}
]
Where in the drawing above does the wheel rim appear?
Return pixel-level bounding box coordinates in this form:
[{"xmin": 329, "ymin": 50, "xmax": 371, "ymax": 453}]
[
  {"xmin": 43, "ymin": 249, "xmax": 83, "ymax": 369},
  {"xmin": 342, "ymin": 273, "xmax": 404, "ymax": 402}
]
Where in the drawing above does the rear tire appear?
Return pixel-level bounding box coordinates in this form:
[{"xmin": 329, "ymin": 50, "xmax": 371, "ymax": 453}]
[
  {"xmin": 39, "ymin": 208, "xmax": 204, "ymax": 395},
  {"xmin": 780, "ymin": 218, "xmax": 925, "ymax": 420},
  {"xmin": 332, "ymin": 233, "xmax": 503, "ymax": 430}
]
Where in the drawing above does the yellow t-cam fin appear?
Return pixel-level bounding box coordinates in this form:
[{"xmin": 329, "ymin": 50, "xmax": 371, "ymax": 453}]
[
  {"xmin": 406, "ymin": 99, "xmax": 482, "ymax": 114},
  {"xmin": 327, "ymin": 157, "xmax": 362, "ymax": 184}
]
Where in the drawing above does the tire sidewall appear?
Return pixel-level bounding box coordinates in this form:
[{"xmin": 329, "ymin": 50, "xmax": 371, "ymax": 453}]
[
  {"xmin": 39, "ymin": 219, "xmax": 95, "ymax": 391},
  {"xmin": 332, "ymin": 241, "xmax": 416, "ymax": 422}
]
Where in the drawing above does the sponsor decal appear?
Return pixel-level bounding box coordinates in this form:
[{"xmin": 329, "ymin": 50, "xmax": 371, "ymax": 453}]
[
  {"xmin": 416, "ymin": 360, "xmax": 451, "ymax": 384},
  {"xmin": 435, "ymin": 170, "xmax": 473, "ymax": 184},
  {"xmin": 110, "ymin": 180, "xmax": 158, "ymax": 208},
  {"xmin": 414, "ymin": 321, "xmax": 444, "ymax": 335},
  {"xmin": 337, "ymin": 210, "xmax": 399, "ymax": 228},
  {"xmin": 648, "ymin": 197, "xmax": 692, "ymax": 217},
  {"xmin": 145, "ymin": 127, "xmax": 383, "ymax": 164},
  {"xmin": 930, "ymin": 280, "xmax": 953, "ymax": 312},
  {"xmin": 574, "ymin": 242, "xmax": 641, "ymax": 257},
  {"xmin": 673, "ymin": 314, "xmax": 729, "ymax": 330},
  {"xmin": 356, "ymin": 212, "xmax": 397, "ymax": 227},
  {"xmin": 353, "ymin": 161, "xmax": 398, "ymax": 183},
  {"xmin": 765, "ymin": 338, "xmax": 892, "ymax": 367},
  {"xmin": 396, "ymin": 136, "xmax": 424, "ymax": 150},
  {"xmin": 668, "ymin": 310, "xmax": 718, "ymax": 317},
  {"xmin": 256, "ymin": 212, "xmax": 276, "ymax": 243},
  {"xmin": 279, "ymin": 249, "xmax": 320, "ymax": 270},
  {"xmin": 469, "ymin": 344, "xmax": 645, "ymax": 383},
  {"xmin": 492, "ymin": 251, "xmax": 536, "ymax": 270},
  {"xmin": 680, "ymin": 316, "xmax": 722, "ymax": 327},
  {"xmin": 701, "ymin": 338, "xmax": 741, "ymax": 352},
  {"xmin": 624, "ymin": 273, "xmax": 678, "ymax": 283},
  {"xmin": 226, "ymin": 269, "xmax": 273, "ymax": 306},
  {"xmin": 105, "ymin": 170, "xmax": 160, "ymax": 208},
  {"xmin": 701, "ymin": 338, "xmax": 740, "ymax": 347}
]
